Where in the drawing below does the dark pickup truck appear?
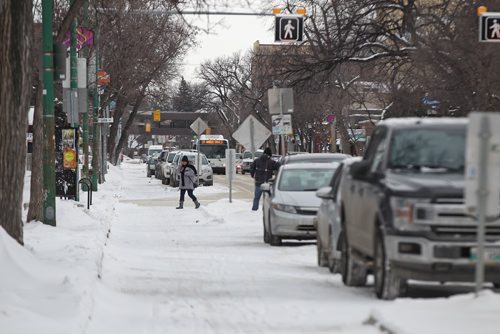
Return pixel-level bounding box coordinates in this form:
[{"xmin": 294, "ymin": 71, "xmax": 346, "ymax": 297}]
[{"xmin": 341, "ymin": 118, "xmax": 500, "ymax": 299}]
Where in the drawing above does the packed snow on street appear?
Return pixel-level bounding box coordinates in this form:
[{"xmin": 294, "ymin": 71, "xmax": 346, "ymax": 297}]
[{"xmin": 1, "ymin": 158, "xmax": 499, "ymax": 334}]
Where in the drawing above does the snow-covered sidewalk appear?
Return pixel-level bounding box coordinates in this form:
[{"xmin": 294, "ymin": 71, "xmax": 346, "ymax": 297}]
[{"xmin": 1, "ymin": 159, "xmax": 500, "ymax": 334}]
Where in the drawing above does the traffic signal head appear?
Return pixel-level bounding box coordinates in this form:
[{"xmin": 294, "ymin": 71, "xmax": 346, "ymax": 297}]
[{"xmin": 478, "ymin": 6, "xmax": 488, "ymax": 16}]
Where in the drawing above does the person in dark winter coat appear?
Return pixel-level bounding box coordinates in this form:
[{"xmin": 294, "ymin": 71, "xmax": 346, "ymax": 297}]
[
  {"xmin": 176, "ymin": 156, "xmax": 201, "ymax": 209},
  {"xmin": 250, "ymin": 147, "xmax": 280, "ymax": 211}
]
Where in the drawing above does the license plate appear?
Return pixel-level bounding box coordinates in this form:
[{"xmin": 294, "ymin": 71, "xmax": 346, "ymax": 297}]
[{"xmin": 470, "ymin": 247, "xmax": 500, "ymax": 262}]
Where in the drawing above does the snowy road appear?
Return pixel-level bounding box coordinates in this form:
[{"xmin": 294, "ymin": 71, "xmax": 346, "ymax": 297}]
[
  {"xmin": 3, "ymin": 159, "xmax": 500, "ymax": 334},
  {"xmin": 85, "ymin": 161, "xmax": 384, "ymax": 333}
]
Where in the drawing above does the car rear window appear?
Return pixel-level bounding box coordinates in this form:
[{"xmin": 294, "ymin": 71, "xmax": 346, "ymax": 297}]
[{"xmin": 278, "ymin": 168, "xmax": 336, "ymax": 192}]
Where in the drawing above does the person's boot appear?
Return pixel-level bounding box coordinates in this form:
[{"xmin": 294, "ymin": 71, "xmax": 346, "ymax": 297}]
[
  {"xmin": 176, "ymin": 201, "xmax": 184, "ymax": 209},
  {"xmin": 194, "ymin": 200, "xmax": 201, "ymax": 209}
]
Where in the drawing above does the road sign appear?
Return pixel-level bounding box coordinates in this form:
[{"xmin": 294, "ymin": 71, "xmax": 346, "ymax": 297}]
[
  {"xmin": 275, "ymin": 15, "xmax": 304, "ymax": 42},
  {"xmin": 268, "ymin": 87, "xmax": 294, "ymax": 115},
  {"xmin": 272, "ymin": 115, "xmax": 293, "ymax": 135},
  {"xmin": 190, "ymin": 117, "xmax": 209, "ymax": 136},
  {"xmin": 97, "ymin": 69, "xmax": 110, "ymax": 85},
  {"xmin": 97, "ymin": 117, "xmax": 113, "ymax": 123},
  {"xmin": 232, "ymin": 115, "xmax": 272, "ymax": 153},
  {"xmin": 153, "ymin": 109, "xmax": 161, "ymax": 122},
  {"xmin": 479, "ymin": 13, "xmax": 500, "ymax": 42}
]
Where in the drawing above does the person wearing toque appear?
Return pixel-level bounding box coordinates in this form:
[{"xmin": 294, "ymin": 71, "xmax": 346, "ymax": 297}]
[
  {"xmin": 176, "ymin": 155, "xmax": 201, "ymax": 209},
  {"xmin": 250, "ymin": 147, "xmax": 280, "ymax": 211}
]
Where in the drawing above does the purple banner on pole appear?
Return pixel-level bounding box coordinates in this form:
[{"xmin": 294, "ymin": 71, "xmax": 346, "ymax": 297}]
[{"xmin": 63, "ymin": 27, "xmax": 94, "ymax": 51}]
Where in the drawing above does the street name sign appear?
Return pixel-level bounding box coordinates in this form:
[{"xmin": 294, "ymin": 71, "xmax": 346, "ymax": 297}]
[{"xmin": 97, "ymin": 117, "xmax": 113, "ymax": 123}]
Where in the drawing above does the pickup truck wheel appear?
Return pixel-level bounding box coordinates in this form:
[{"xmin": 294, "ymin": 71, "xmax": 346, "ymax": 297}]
[
  {"xmin": 316, "ymin": 234, "xmax": 328, "ymax": 267},
  {"xmin": 374, "ymin": 229, "xmax": 401, "ymax": 300},
  {"xmin": 340, "ymin": 232, "xmax": 367, "ymax": 286}
]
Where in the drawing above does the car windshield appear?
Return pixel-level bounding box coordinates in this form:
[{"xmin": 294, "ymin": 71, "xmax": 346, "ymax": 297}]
[
  {"xmin": 199, "ymin": 145, "xmax": 227, "ymax": 159},
  {"xmin": 278, "ymin": 168, "xmax": 336, "ymax": 192},
  {"xmin": 388, "ymin": 126, "xmax": 466, "ymax": 172},
  {"xmin": 286, "ymin": 156, "xmax": 346, "ymax": 164},
  {"xmin": 167, "ymin": 153, "xmax": 176, "ymax": 163},
  {"xmin": 149, "ymin": 149, "xmax": 162, "ymax": 157},
  {"xmin": 243, "ymin": 151, "xmax": 263, "ymax": 159}
]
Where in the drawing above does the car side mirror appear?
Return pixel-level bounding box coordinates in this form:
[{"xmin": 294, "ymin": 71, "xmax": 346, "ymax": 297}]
[
  {"xmin": 268, "ymin": 177, "xmax": 275, "ymax": 184},
  {"xmin": 260, "ymin": 183, "xmax": 271, "ymax": 192},
  {"xmin": 350, "ymin": 161, "xmax": 371, "ymax": 180},
  {"xmin": 316, "ymin": 186, "xmax": 334, "ymax": 200}
]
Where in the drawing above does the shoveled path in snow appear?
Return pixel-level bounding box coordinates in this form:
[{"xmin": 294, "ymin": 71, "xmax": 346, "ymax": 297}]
[{"xmin": 84, "ymin": 161, "xmax": 382, "ymax": 334}]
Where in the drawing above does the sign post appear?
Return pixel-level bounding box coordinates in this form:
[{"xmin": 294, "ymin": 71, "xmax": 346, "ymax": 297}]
[
  {"xmin": 268, "ymin": 87, "xmax": 294, "ymax": 155},
  {"xmin": 190, "ymin": 117, "xmax": 209, "ymax": 184},
  {"xmin": 466, "ymin": 112, "xmax": 500, "ymax": 295},
  {"xmin": 225, "ymin": 149, "xmax": 236, "ymax": 203}
]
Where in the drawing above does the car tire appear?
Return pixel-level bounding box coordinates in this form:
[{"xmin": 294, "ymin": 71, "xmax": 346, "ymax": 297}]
[
  {"xmin": 147, "ymin": 169, "xmax": 151, "ymax": 177},
  {"xmin": 374, "ymin": 227, "xmax": 403, "ymax": 300},
  {"xmin": 268, "ymin": 214, "xmax": 282, "ymax": 246},
  {"xmin": 242, "ymin": 171, "xmax": 246, "ymax": 175},
  {"xmin": 263, "ymin": 213, "xmax": 270, "ymax": 244},
  {"xmin": 493, "ymin": 282, "xmax": 500, "ymax": 289},
  {"xmin": 340, "ymin": 231, "xmax": 367, "ymax": 287}
]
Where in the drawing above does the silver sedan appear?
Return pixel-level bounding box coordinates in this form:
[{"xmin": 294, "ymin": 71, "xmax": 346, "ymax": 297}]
[{"xmin": 261, "ymin": 163, "xmax": 339, "ymax": 246}]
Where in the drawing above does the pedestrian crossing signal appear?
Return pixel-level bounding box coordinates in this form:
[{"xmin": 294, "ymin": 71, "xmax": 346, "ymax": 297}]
[
  {"xmin": 479, "ymin": 13, "xmax": 500, "ymax": 42},
  {"xmin": 275, "ymin": 15, "xmax": 304, "ymax": 42}
]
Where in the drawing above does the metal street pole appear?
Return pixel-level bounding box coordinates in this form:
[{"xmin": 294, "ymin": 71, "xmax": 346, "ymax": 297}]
[
  {"xmin": 82, "ymin": 1, "xmax": 90, "ymax": 177},
  {"xmin": 475, "ymin": 116, "xmax": 490, "ymax": 295},
  {"xmin": 42, "ymin": 0, "xmax": 56, "ymax": 226},
  {"xmin": 70, "ymin": 0, "xmax": 79, "ymax": 200},
  {"xmin": 91, "ymin": 26, "xmax": 100, "ymax": 190}
]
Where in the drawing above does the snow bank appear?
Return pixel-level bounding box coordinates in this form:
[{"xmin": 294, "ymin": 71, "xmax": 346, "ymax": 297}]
[{"xmin": 0, "ymin": 227, "xmax": 78, "ymax": 334}]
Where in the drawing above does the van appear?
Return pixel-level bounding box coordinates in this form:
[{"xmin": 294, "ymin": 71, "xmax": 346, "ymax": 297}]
[{"xmin": 147, "ymin": 145, "xmax": 163, "ymax": 157}]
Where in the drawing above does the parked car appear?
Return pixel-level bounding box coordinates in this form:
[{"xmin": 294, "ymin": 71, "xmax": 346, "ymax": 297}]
[
  {"xmin": 147, "ymin": 145, "xmax": 163, "ymax": 158},
  {"xmin": 261, "ymin": 163, "xmax": 339, "ymax": 246},
  {"xmin": 281, "ymin": 153, "xmax": 351, "ymax": 165},
  {"xmin": 155, "ymin": 150, "xmax": 168, "ymax": 180},
  {"xmin": 146, "ymin": 155, "xmax": 158, "ymax": 177},
  {"xmin": 240, "ymin": 149, "xmax": 263, "ymax": 175},
  {"xmin": 169, "ymin": 151, "xmax": 213, "ymax": 187},
  {"xmin": 315, "ymin": 157, "xmax": 361, "ymax": 273},
  {"xmin": 161, "ymin": 150, "xmax": 178, "ymax": 185},
  {"xmin": 339, "ymin": 118, "xmax": 500, "ymax": 300}
]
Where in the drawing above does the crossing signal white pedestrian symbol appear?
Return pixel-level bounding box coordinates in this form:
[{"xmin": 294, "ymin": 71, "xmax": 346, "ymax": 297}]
[
  {"xmin": 275, "ymin": 15, "xmax": 304, "ymax": 42},
  {"xmin": 479, "ymin": 13, "xmax": 500, "ymax": 42}
]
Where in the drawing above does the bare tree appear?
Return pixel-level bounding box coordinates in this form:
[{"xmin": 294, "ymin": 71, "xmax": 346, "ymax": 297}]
[{"xmin": 0, "ymin": 0, "xmax": 33, "ymax": 244}]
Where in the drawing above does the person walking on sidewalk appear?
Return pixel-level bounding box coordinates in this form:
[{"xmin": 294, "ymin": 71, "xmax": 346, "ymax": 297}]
[
  {"xmin": 176, "ymin": 156, "xmax": 201, "ymax": 209},
  {"xmin": 250, "ymin": 148, "xmax": 280, "ymax": 211}
]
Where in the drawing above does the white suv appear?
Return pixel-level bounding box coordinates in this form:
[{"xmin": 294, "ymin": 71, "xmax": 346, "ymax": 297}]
[{"xmin": 169, "ymin": 151, "xmax": 213, "ymax": 187}]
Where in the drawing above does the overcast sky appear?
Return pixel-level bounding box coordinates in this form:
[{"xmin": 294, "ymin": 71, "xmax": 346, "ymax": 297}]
[{"xmin": 181, "ymin": 3, "xmax": 278, "ymax": 81}]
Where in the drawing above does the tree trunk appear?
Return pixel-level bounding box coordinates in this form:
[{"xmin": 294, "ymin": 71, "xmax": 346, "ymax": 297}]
[
  {"xmin": 27, "ymin": 81, "xmax": 43, "ymax": 222},
  {"xmin": 107, "ymin": 96, "xmax": 127, "ymax": 164},
  {"xmin": 113, "ymin": 95, "xmax": 146, "ymax": 164},
  {"xmin": 0, "ymin": 0, "xmax": 33, "ymax": 244}
]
